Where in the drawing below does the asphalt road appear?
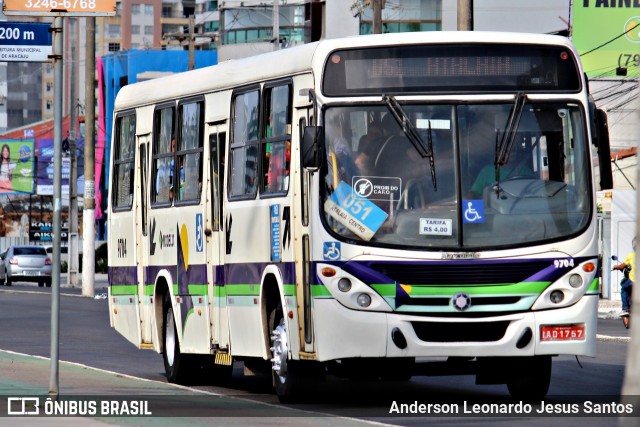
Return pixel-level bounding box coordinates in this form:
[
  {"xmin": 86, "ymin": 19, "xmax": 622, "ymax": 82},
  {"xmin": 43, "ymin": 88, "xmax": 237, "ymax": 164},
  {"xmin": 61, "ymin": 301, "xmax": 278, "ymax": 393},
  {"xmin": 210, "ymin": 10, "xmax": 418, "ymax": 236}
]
[{"xmin": 0, "ymin": 282, "xmax": 635, "ymax": 426}]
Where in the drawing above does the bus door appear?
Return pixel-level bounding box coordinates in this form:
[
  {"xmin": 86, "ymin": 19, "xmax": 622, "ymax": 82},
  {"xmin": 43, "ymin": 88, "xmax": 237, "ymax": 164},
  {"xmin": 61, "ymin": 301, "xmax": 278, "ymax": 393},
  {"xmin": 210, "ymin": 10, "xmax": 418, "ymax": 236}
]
[
  {"xmin": 206, "ymin": 123, "xmax": 230, "ymax": 351},
  {"xmin": 296, "ymin": 105, "xmax": 315, "ymax": 353},
  {"xmin": 109, "ymin": 114, "xmax": 142, "ymax": 348},
  {"xmin": 136, "ymin": 134, "xmax": 154, "ymax": 346}
]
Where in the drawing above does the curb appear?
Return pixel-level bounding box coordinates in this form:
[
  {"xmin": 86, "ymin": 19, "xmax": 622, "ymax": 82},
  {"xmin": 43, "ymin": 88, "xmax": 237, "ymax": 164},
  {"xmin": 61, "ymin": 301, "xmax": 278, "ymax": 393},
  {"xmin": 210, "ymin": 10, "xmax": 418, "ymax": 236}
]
[{"xmin": 596, "ymin": 334, "xmax": 631, "ymax": 343}]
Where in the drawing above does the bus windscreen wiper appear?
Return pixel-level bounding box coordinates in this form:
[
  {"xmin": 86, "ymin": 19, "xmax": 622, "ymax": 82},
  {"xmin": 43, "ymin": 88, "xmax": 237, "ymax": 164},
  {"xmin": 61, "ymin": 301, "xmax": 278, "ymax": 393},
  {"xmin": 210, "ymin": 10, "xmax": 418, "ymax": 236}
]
[
  {"xmin": 494, "ymin": 92, "xmax": 526, "ymax": 196},
  {"xmin": 382, "ymin": 94, "xmax": 437, "ymax": 191}
]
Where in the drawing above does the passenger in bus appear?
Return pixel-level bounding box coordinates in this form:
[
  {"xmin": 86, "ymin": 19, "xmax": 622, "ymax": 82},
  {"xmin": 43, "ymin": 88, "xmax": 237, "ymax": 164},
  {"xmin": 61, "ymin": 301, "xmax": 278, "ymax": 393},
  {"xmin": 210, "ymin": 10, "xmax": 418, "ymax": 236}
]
[
  {"xmin": 156, "ymin": 161, "xmax": 170, "ymax": 202},
  {"xmin": 267, "ymin": 140, "xmax": 291, "ymax": 192},
  {"xmin": 178, "ymin": 158, "xmax": 185, "ymax": 198},
  {"xmin": 354, "ymin": 120, "xmax": 383, "ymax": 176},
  {"xmin": 169, "ymin": 138, "xmax": 176, "ymax": 201},
  {"xmin": 326, "ymin": 115, "xmax": 358, "ymax": 191},
  {"xmin": 468, "ymin": 139, "xmax": 534, "ymax": 198},
  {"xmin": 374, "ymin": 114, "xmax": 429, "ymax": 193}
]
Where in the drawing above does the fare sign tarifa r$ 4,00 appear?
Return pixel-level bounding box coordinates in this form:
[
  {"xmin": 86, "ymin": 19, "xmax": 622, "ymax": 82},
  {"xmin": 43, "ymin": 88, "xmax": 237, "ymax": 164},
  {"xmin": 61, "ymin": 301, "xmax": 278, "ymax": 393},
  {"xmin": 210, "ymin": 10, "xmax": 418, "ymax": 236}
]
[{"xmin": 2, "ymin": 0, "xmax": 116, "ymax": 16}]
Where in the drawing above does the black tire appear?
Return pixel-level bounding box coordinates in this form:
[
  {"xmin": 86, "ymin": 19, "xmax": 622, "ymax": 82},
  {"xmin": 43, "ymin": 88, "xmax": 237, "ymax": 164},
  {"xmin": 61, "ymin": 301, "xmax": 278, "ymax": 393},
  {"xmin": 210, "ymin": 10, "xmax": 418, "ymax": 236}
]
[
  {"xmin": 269, "ymin": 305, "xmax": 301, "ymax": 402},
  {"xmin": 0, "ymin": 277, "xmax": 4, "ymax": 286},
  {"xmin": 38, "ymin": 281, "xmax": 44, "ymax": 287},
  {"xmin": 381, "ymin": 357, "xmax": 415, "ymax": 381},
  {"xmin": 506, "ymin": 355, "xmax": 552, "ymax": 401},
  {"xmin": 45, "ymin": 279, "xmax": 51, "ymax": 287},
  {"xmin": 162, "ymin": 294, "xmax": 186, "ymax": 383}
]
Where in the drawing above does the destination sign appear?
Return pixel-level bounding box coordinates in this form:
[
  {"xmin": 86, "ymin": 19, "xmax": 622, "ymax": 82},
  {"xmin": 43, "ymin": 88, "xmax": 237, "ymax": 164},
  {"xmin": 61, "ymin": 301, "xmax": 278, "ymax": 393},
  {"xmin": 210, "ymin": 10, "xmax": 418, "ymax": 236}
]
[
  {"xmin": 3, "ymin": 0, "xmax": 116, "ymax": 16},
  {"xmin": 0, "ymin": 22, "xmax": 52, "ymax": 62}
]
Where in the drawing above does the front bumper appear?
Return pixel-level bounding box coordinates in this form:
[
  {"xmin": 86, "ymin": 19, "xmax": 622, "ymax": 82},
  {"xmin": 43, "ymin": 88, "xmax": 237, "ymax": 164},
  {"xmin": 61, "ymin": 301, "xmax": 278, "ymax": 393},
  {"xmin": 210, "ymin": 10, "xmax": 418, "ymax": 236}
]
[{"xmin": 312, "ymin": 294, "xmax": 597, "ymax": 361}]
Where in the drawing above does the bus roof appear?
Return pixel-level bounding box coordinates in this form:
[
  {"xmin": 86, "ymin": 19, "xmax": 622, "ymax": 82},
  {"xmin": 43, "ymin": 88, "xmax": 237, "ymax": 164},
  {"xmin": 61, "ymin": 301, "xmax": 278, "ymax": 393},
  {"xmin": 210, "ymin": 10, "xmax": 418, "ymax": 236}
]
[{"xmin": 113, "ymin": 31, "xmax": 576, "ymax": 112}]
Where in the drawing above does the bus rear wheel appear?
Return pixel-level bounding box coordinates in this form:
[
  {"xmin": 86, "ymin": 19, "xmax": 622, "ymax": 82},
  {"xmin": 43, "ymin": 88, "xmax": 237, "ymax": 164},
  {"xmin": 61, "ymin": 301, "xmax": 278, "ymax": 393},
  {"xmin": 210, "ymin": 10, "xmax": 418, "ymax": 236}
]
[
  {"xmin": 506, "ymin": 355, "xmax": 552, "ymax": 401},
  {"xmin": 163, "ymin": 294, "xmax": 186, "ymax": 383}
]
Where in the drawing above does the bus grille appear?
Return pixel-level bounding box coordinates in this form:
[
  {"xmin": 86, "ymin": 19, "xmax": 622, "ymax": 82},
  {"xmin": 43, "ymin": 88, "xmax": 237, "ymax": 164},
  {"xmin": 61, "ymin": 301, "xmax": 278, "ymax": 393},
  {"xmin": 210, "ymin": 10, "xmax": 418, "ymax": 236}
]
[
  {"xmin": 401, "ymin": 296, "xmax": 521, "ymax": 306},
  {"xmin": 369, "ymin": 260, "xmax": 551, "ymax": 285},
  {"xmin": 411, "ymin": 320, "xmax": 510, "ymax": 342}
]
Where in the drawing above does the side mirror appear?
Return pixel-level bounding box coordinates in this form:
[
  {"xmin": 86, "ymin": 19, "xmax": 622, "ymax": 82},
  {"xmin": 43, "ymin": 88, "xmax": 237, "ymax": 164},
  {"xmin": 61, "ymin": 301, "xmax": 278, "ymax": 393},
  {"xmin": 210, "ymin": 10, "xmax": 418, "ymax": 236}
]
[
  {"xmin": 302, "ymin": 126, "xmax": 323, "ymax": 170},
  {"xmin": 594, "ymin": 108, "xmax": 613, "ymax": 190}
]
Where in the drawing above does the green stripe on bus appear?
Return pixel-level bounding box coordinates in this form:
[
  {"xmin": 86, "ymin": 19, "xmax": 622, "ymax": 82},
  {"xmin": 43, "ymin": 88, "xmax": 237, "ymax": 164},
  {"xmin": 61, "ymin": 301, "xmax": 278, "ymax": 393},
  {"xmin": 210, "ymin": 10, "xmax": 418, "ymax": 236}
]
[
  {"xmin": 399, "ymin": 281, "xmax": 550, "ymax": 296},
  {"xmin": 225, "ymin": 284, "xmax": 261, "ymax": 296},
  {"xmin": 140, "ymin": 284, "xmax": 295, "ymax": 298},
  {"xmin": 282, "ymin": 284, "xmax": 296, "ymax": 296},
  {"xmin": 371, "ymin": 284, "xmax": 396, "ymax": 297},
  {"xmin": 588, "ymin": 279, "xmax": 599, "ymax": 292},
  {"xmin": 110, "ymin": 285, "xmax": 137, "ymax": 295},
  {"xmin": 311, "ymin": 284, "xmax": 332, "ymax": 298},
  {"xmin": 188, "ymin": 284, "xmax": 208, "ymax": 295},
  {"xmin": 224, "ymin": 283, "xmax": 296, "ymax": 296}
]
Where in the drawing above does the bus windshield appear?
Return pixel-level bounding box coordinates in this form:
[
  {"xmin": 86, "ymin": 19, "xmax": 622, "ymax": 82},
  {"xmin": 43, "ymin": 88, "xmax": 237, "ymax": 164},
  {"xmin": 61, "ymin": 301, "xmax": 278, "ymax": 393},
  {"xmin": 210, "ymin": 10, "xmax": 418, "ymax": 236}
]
[{"xmin": 321, "ymin": 101, "xmax": 591, "ymax": 249}]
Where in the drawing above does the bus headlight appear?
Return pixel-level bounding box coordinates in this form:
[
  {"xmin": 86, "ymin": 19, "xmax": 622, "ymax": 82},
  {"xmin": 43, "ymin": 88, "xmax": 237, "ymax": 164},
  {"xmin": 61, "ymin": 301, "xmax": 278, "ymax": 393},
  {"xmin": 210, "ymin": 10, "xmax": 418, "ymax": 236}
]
[
  {"xmin": 568, "ymin": 274, "xmax": 583, "ymax": 288},
  {"xmin": 316, "ymin": 263, "xmax": 393, "ymax": 312},
  {"xmin": 549, "ymin": 290, "xmax": 564, "ymax": 304},
  {"xmin": 356, "ymin": 293, "xmax": 372, "ymax": 307},
  {"xmin": 531, "ymin": 259, "xmax": 597, "ymax": 311},
  {"xmin": 337, "ymin": 278, "xmax": 352, "ymax": 292}
]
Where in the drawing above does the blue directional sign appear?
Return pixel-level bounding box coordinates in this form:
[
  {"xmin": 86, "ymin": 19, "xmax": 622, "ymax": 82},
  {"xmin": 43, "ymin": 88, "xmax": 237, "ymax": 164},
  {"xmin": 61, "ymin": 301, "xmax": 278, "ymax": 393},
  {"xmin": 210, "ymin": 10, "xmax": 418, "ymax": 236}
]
[{"xmin": 0, "ymin": 22, "xmax": 52, "ymax": 63}]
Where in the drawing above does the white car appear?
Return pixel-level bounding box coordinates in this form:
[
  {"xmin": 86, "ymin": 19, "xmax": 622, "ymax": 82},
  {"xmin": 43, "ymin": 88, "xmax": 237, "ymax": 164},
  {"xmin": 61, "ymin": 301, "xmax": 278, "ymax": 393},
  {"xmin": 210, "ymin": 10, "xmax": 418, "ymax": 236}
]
[{"xmin": 1, "ymin": 245, "xmax": 52, "ymax": 287}]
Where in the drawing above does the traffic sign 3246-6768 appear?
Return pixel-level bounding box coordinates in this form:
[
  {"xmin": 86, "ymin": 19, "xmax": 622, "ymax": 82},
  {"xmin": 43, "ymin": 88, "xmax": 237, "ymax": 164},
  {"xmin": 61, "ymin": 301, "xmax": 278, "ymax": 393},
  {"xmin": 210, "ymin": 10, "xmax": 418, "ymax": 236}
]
[{"xmin": 3, "ymin": 0, "xmax": 116, "ymax": 16}]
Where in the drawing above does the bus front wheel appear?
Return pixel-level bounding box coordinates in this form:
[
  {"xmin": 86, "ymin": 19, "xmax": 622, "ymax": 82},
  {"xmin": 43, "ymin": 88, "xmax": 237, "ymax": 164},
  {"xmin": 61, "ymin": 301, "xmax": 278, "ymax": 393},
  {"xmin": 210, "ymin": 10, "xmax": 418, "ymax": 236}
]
[
  {"xmin": 506, "ymin": 355, "xmax": 552, "ymax": 401},
  {"xmin": 163, "ymin": 294, "xmax": 185, "ymax": 383},
  {"xmin": 269, "ymin": 305, "xmax": 300, "ymax": 402}
]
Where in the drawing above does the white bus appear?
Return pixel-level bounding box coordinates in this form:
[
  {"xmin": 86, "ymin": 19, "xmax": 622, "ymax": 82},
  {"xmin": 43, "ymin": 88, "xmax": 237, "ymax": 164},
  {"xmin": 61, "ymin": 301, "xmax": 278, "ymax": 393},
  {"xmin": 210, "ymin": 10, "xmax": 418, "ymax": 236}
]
[{"xmin": 108, "ymin": 31, "xmax": 613, "ymax": 401}]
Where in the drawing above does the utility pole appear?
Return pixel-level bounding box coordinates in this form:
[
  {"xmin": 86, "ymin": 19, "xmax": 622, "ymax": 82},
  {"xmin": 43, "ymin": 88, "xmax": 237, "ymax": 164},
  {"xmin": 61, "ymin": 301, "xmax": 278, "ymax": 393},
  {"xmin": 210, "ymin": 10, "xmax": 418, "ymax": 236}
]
[
  {"xmin": 163, "ymin": 18, "xmax": 203, "ymax": 70},
  {"xmin": 372, "ymin": 0, "xmax": 384, "ymax": 34},
  {"xmin": 273, "ymin": 0, "xmax": 279, "ymax": 50},
  {"xmin": 457, "ymin": 0, "xmax": 473, "ymax": 31},
  {"xmin": 188, "ymin": 15, "xmax": 195, "ymax": 71},
  {"xmin": 68, "ymin": 17, "xmax": 79, "ymax": 288},
  {"xmin": 82, "ymin": 16, "xmax": 96, "ymax": 297}
]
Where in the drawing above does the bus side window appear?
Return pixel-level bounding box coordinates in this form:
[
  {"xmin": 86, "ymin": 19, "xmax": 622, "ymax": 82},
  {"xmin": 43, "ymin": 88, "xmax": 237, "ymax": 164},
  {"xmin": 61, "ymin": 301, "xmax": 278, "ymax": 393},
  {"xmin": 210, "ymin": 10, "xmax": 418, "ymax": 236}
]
[
  {"xmin": 177, "ymin": 100, "xmax": 204, "ymax": 202},
  {"xmin": 229, "ymin": 89, "xmax": 260, "ymax": 198},
  {"xmin": 261, "ymin": 83, "xmax": 291, "ymax": 195},
  {"xmin": 113, "ymin": 113, "xmax": 135, "ymax": 211},
  {"xmin": 152, "ymin": 106, "xmax": 175, "ymax": 205}
]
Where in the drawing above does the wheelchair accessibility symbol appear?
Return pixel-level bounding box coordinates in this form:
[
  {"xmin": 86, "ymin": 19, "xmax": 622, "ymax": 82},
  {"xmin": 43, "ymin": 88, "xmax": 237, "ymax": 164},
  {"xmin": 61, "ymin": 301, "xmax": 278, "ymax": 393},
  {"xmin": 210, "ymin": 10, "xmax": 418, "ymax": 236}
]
[
  {"xmin": 463, "ymin": 200, "xmax": 484, "ymax": 224},
  {"xmin": 323, "ymin": 242, "xmax": 341, "ymax": 260}
]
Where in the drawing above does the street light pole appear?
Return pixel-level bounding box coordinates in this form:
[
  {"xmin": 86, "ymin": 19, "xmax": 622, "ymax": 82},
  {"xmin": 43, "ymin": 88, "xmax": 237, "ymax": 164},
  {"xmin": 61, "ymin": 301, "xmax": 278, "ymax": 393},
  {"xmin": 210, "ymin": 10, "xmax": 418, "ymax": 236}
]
[
  {"xmin": 68, "ymin": 17, "xmax": 79, "ymax": 288},
  {"xmin": 48, "ymin": 15, "xmax": 63, "ymax": 399},
  {"xmin": 273, "ymin": 0, "xmax": 279, "ymax": 50}
]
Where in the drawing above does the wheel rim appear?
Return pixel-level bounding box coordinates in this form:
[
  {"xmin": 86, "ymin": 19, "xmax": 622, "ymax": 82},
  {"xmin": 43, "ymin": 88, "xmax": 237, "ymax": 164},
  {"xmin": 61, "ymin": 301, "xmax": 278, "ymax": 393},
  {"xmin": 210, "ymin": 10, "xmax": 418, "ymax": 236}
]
[
  {"xmin": 165, "ymin": 307, "xmax": 176, "ymax": 366},
  {"xmin": 270, "ymin": 318, "xmax": 288, "ymax": 382}
]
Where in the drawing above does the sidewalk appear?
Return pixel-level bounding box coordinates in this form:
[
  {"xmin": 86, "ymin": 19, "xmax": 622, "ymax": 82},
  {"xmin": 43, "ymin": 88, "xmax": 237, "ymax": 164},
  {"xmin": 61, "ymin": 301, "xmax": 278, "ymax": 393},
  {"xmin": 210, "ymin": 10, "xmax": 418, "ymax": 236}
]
[
  {"xmin": 0, "ymin": 350, "xmax": 370, "ymax": 427},
  {"xmin": 598, "ymin": 298, "xmax": 624, "ymax": 320}
]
